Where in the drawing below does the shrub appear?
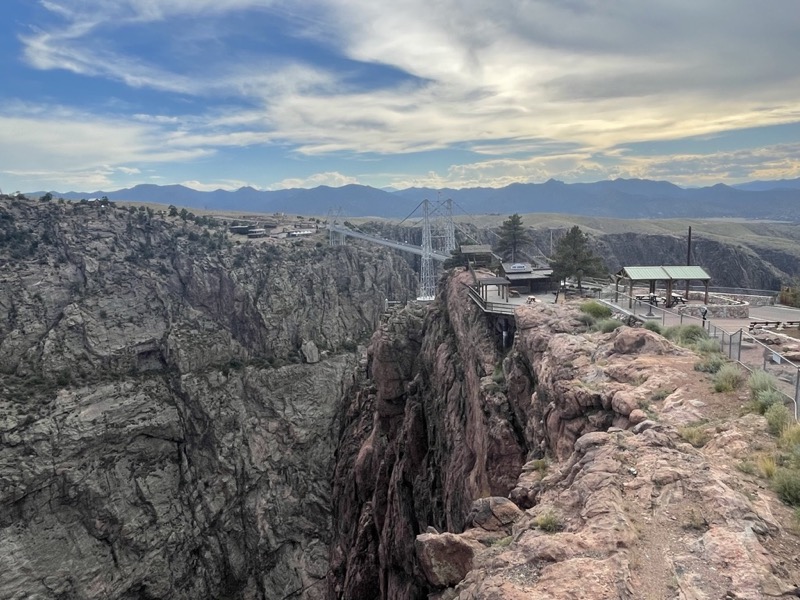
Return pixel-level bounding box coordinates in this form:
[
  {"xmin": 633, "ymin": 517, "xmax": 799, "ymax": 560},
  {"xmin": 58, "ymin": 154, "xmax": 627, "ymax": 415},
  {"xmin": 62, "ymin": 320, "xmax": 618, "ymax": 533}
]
[
  {"xmin": 766, "ymin": 403, "xmax": 792, "ymax": 436},
  {"xmin": 694, "ymin": 354, "xmax": 725, "ymax": 374},
  {"xmin": 781, "ymin": 424, "xmax": 800, "ymax": 448},
  {"xmin": 575, "ymin": 313, "xmax": 596, "ymax": 327},
  {"xmin": 713, "ymin": 364, "xmax": 745, "ymax": 392},
  {"xmin": 594, "ymin": 318, "xmax": 622, "ymax": 333},
  {"xmin": 748, "ymin": 370, "xmax": 780, "ymax": 401},
  {"xmin": 579, "ymin": 300, "xmax": 611, "ymax": 320},
  {"xmin": 535, "ymin": 510, "xmax": 562, "ymax": 533},
  {"xmin": 693, "ymin": 338, "xmax": 721, "ymax": 354},
  {"xmin": 679, "ymin": 425, "xmax": 710, "ymax": 448},
  {"xmin": 663, "ymin": 324, "xmax": 708, "ymax": 347},
  {"xmin": 492, "ymin": 364, "xmax": 505, "ymax": 384},
  {"xmin": 750, "ymin": 389, "xmax": 786, "ymax": 415},
  {"xmin": 773, "ymin": 468, "xmax": 800, "ymax": 505},
  {"xmin": 737, "ymin": 461, "xmax": 756, "ymax": 475},
  {"xmin": 528, "ymin": 459, "xmax": 548, "ymax": 475},
  {"xmin": 650, "ymin": 388, "xmax": 671, "ymax": 402},
  {"xmin": 757, "ymin": 454, "xmax": 778, "ymax": 479},
  {"xmin": 642, "ymin": 320, "xmax": 662, "ymax": 334}
]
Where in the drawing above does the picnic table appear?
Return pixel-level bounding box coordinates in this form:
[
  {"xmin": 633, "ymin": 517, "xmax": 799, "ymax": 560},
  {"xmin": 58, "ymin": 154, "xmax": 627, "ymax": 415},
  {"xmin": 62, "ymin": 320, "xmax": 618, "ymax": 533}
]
[{"xmin": 635, "ymin": 294, "xmax": 660, "ymax": 306}]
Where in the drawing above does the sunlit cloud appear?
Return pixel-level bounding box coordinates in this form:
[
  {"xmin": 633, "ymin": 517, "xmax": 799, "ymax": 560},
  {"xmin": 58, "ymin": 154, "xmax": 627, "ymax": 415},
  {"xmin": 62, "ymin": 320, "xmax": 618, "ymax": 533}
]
[
  {"xmin": 3, "ymin": 0, "xmax": 800, "ymax": 191},
  {"xmin": 270, "ymin": 171, "xmax": 360, "ymax": 189}
]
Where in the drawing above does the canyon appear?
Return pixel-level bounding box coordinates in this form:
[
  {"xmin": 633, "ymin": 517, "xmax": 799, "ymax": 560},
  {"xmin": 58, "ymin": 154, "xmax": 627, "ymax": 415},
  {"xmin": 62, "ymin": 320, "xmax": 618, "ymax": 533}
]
[{"xmin": 2, "ymin": 196, "xmax": 800, "ymax": 599}]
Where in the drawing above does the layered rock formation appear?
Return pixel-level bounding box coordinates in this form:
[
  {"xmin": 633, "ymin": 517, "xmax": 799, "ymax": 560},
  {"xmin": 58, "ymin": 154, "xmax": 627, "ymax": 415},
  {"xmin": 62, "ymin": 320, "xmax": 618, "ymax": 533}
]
[
  {"xmin": 0, "ymin": 197, "xmax": 417, "ymax": 599},
  {"xmin": 330, "ymin": 269, "xmax": 800, "ymax": 599}
]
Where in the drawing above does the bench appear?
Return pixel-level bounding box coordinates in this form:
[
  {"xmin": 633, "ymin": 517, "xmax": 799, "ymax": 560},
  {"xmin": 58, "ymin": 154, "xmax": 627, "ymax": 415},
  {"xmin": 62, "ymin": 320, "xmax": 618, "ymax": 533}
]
[{"xmin": 749, "ymin": 320, "xmax": 800, "ymax": 332}]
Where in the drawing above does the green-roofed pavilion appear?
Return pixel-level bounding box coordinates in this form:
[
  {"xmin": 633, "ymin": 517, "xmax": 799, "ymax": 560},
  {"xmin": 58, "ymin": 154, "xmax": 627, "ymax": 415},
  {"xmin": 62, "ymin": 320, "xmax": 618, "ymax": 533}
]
[{"xmin": 614, "ymin": 265, "xmax": 711, "ymax": 308}]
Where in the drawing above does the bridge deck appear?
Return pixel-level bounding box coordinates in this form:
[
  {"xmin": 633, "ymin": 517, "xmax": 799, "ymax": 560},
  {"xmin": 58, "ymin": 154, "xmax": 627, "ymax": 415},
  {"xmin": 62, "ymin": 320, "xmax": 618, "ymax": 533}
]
[{"xmin": 328, "ymin": 224, "xmax": 451, "ymax": 261}]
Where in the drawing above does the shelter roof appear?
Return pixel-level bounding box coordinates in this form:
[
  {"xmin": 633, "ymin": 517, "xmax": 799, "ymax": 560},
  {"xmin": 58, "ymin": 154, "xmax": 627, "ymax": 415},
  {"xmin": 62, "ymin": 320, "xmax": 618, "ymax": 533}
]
[
  {"xmin": 477, "ymin": 276, "xmax": 510, "ymax": 286},
  {"xmin": 506, "ymin": 270, "xmax": 553, "ymax": 281},
  {"xmin": 661, "ymin": 266, "xmax": 711, "ymax": 280},
  {"xmin": 617, "ymin": 266, "xmax": 711, "ymax": 281}
]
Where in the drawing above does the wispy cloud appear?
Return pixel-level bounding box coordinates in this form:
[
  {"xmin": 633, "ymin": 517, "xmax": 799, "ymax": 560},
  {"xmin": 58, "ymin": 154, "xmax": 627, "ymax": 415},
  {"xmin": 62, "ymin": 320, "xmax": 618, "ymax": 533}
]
[{"xmin": 5, "ymin": 0, "xmax": 800, "ymax": 190}]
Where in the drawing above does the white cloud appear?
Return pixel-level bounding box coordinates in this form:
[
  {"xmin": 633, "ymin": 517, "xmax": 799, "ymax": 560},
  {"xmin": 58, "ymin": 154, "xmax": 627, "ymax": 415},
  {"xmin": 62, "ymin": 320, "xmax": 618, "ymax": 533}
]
[
  {"xmin": 269, "ymin": 171, "xmax": 359, "ymax": 189},
  {"xmin": 180, "ymin": 179, "xmax": 256, "ymax": 191},
  {"xmin": 8, "ymin": 0, "xmax": 800, "ymax": 190}
]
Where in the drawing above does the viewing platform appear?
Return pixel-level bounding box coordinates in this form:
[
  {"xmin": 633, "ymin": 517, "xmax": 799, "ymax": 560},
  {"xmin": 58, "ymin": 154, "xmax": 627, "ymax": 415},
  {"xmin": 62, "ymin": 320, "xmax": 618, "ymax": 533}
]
[{"xmin": 466, "ymin": 276, "xmax": 548, "ymax": 316}]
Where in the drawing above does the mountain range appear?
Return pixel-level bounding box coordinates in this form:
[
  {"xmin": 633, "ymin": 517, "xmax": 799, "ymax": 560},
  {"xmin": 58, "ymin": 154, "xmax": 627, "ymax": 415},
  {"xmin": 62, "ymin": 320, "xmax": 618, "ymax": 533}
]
[{"xmin": 33, "ymin": 177, "xmax": 800, "ymax": 220}]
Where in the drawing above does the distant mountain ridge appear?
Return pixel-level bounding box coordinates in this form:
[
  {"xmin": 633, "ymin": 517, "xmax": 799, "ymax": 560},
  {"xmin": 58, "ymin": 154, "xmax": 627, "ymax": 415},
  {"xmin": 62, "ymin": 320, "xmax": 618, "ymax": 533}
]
[{"xmin": 33, "ymin": 177, "xmax": 800, "ymax": 220}]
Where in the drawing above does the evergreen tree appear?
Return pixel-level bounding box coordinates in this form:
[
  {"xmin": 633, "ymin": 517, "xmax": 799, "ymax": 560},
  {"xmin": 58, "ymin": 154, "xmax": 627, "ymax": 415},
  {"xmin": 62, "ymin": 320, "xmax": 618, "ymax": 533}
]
[
  {"xmin": 549, "ymin": 226, "xmax": 606, "ymax": 291},
  {"xmin": 495, "ymin": 213, "xmax": 531, "ymax": 262}
]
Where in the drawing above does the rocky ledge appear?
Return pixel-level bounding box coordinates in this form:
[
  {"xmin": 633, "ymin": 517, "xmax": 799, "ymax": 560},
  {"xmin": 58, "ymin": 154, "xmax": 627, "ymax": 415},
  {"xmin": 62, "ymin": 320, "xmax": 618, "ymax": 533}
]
[{"xmin": 330, "ymin": 268, "xmax": 800, "ymax": 599}]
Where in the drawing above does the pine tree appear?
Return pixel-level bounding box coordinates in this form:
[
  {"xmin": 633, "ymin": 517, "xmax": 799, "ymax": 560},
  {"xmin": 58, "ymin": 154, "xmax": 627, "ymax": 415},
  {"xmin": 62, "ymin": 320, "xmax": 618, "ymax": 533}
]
[
  {"xmin": 549, "ymin": 226, "xmax": 606, "ymax": 291},
  {"xmin": 495, "ymin": 213, "xmax": 532, "ymax": 262}
]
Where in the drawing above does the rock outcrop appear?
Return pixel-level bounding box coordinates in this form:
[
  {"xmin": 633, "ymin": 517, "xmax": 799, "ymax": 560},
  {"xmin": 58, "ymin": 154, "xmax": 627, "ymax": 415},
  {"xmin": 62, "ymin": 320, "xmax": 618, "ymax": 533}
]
[
  {"xmin": 0, "ymin": 197, "xmax": 417, "ymax": 600},
  {"xmin": 329, "ymin": 268, "xmax": 800, "ymax": 599}
]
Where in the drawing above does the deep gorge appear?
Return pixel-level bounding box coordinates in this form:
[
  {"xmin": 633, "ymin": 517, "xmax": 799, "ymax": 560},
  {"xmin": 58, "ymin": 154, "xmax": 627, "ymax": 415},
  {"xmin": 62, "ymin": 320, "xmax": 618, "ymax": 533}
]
[{"xmin": 2, "ymin": 198, "xmax": 800, "ymax": 600}]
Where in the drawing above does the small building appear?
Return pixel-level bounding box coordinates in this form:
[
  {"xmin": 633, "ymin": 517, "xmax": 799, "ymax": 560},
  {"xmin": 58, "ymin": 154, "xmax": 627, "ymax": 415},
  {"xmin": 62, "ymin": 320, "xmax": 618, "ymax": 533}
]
[
  {"xmin": 500, "ymin": 262, "xmax": 554, "ymax": 293},
  {"xmin": 248, "ymin": 228, "xmax": 268, "ymax": 238},
  {"xmin": 459, "ymin": 244, "xmax": 494, "ymax": 268},
  {"xmin": 287, "ymin": 230, "xmax": 314, "ymax": 237}
]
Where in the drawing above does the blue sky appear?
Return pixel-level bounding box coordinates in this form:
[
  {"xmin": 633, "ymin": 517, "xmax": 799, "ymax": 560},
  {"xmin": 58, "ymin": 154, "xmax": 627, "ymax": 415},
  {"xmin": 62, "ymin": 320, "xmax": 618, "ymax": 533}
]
[{"xmin": 1, "ymin": 0, "xmax": 800, "ymax": 193}]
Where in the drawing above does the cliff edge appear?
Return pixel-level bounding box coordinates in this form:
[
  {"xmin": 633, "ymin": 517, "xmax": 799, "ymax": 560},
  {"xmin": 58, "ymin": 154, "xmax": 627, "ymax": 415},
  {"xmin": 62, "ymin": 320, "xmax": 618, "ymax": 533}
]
[{"xmin": 330, "ymin": 269, "xmax": 800, "ymax": 599}]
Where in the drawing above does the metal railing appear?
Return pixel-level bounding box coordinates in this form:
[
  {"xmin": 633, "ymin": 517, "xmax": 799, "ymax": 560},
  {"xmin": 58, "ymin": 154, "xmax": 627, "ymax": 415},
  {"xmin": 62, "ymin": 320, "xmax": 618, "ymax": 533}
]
[{"xmin": 599, "ymin": 286, "xmax": 799, "ymax": 417}]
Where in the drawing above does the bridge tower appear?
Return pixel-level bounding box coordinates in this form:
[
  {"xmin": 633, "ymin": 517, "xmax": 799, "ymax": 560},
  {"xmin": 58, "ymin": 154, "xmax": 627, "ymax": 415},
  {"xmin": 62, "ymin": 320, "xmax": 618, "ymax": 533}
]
[
  {"xmin": 442, "ymin": 197, "xmax": 456, "ymax": 255},
  {"xmin": 327, "ymin": 208, "xmax": 345, "ymax": 246},
  {"xmin": 418, "ymin": 199, "xmax": 437, "ymax": 300}
]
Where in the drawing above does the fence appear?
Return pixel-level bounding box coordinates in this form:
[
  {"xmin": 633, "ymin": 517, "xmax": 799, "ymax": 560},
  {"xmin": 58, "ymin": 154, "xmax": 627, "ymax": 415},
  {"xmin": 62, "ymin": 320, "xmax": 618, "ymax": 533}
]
[
  {"xmin": 738, "ymin": 332, "xmax": 800, "ymax": 420},
  {"xmin": 597, "ymin": 287, "xmax": 800, "ymax": 418}
]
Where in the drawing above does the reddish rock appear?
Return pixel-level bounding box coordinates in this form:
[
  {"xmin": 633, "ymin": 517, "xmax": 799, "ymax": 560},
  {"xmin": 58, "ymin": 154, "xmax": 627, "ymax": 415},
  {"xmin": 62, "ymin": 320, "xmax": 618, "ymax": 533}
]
[{"xmin": 415, "ymin": 532, "xmax": 484, "ymax": 588}]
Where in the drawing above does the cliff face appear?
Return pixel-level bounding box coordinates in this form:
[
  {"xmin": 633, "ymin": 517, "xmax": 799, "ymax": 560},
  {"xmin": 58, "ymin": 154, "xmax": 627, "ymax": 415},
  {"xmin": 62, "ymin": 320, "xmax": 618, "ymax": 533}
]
[
  {"xmin": 594, "ymin": 232, "xmax": 789, "ymax": 290},
  {"xmin": 328, "ymin": 270, "xmax": 534, "ymax": 599},
  {"xmin": 0, "ymin": 197, "xmax": 417, "ymax": 600},
  {"xmin": 330, "ymin": 269, "xmax": 800, "ymax": 599}
]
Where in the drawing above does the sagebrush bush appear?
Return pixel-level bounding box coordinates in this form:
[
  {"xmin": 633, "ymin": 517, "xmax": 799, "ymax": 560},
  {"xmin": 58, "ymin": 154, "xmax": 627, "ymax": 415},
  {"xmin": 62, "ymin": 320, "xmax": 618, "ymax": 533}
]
[
  {"xmin": 713, "ymin": 364, "xmax": 745, "ymax": 392},
  {"xmin": 663, "ymin": 324, "xmax": 708, "ymax": 347},
  {"xmin": 594, "ymin": 318, "xmax": 622, "ymax": 333},
  {"xmin": 575, "ymin": 313, "xmax": 596, "ymax": 327},
  {"xmin": 693, "ymin": 338, "xmax": 722, "ymax": 354},
  {"xmin": 748, "ymin": 370, "xmax": 780, "ymax": 401},
  {"xmin": 766, "ymin": 403, "xmax": 791, "ymax": 436},
  {"xmin": 694, "ymin": 354, "xmax": 725, "ymax": 374},
  {"xmin": 773, "ymin": 468, "xmax": 800, "ymax": 505},
  {"xmin": 679, "ymin": 425, "xmax": 710, "ymax": 448},
  {"xmin": 781, "ymin": 424, "xmax": 800, "ymax": 448},
  {"xmin": 752, "ymin": 389, "xmax": 786, "ymax": 415},
  {"xmin": 580, "ymin": 300, "xmax": 612, "ymax": 320},
  {"xmin": 535, "ymin": 510, "xmax": 563, "ymax": 533}
]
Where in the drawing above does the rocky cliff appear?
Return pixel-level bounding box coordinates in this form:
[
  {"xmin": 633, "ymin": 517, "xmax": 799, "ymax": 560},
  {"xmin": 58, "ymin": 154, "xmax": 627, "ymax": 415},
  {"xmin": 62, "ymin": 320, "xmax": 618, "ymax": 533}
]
[
  {"xmin": 329, "ymin": 269, "xmax": 800, "ymax": 598},
  {"xmin": 0, "ymin": 197, "xmax": 417, "ymax": 599}
]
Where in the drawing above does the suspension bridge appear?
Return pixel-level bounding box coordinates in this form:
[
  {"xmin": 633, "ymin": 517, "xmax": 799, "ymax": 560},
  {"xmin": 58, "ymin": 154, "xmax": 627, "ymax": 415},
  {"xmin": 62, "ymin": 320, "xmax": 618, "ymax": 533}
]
[{"xmin": 327, "ymin": 198, "xmax": 458, "ymax": 300}]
